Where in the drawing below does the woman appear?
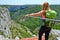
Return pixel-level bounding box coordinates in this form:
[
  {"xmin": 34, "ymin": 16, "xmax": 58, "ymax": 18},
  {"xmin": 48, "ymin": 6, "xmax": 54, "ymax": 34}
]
[{"xmin": 25, "ymin": 2, "xmax": 57, "ymax": 40}]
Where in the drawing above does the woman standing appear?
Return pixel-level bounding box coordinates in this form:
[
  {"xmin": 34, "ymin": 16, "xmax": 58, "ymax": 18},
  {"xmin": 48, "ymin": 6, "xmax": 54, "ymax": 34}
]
[{"xmin": 25, "ymin": 2, "xmax": 57, "ymax": 40}]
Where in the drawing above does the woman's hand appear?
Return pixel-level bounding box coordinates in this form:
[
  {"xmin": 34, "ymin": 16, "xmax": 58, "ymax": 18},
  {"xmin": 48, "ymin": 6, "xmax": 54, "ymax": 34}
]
[{"xmin": 25, "ymin": 14, "xmax": 30, "ymax": 17}]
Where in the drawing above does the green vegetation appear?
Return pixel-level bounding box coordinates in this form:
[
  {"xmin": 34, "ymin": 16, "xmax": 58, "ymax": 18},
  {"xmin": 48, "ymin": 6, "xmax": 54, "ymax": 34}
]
[
  {"xmin": 10, "ymin": 20, "xmax": 33, "ymax": 38},
  {"xmin": 0, "ymin": 5, "xmax": 60, "ymax": 39},
  {"xmin": 8, "ymin": 5, "xmax": 60, "ymax": 38}
]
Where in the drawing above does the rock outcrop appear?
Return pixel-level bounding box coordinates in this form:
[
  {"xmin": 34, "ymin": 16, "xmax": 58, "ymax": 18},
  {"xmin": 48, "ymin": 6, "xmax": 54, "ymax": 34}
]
[{"xmin": 0, "ymin": 7, "xmax": 12, "ymax": 38}]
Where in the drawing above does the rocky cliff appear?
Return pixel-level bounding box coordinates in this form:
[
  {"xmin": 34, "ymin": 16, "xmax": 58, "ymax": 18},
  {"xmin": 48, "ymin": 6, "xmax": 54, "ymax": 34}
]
[{"xmin": 0, "ymin": 7, "xmax": 12, "ymax": 38}]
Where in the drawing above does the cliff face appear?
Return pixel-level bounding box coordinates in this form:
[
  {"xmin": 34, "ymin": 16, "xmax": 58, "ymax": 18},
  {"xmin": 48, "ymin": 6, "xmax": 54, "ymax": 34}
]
[{"xmin": 0, "ymin": 7, "xmax": 12, "ymax": 38}]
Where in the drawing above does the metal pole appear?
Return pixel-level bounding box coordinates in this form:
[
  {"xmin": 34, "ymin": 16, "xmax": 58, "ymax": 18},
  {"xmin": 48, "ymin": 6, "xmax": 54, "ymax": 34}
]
[{"xmin": 29, "ymin": 16, "xmax": 60, "ymax": 22}]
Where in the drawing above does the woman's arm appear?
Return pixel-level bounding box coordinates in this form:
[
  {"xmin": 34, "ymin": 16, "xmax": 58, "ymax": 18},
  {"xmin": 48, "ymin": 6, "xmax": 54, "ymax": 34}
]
[{"xmin": 25, "ymin": 11, "xmax": 43, "ymax": 17}]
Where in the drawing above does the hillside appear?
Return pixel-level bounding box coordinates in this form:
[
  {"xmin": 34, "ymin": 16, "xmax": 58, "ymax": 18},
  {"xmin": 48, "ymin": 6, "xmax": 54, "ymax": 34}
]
[
  {"xmin": 10, "ymin": 5, "xmax": 60, "ymax": 38},
  {"xmin": 0, "ymin": 5, "xmax": 60, "ymax": 39},
  {"xmin": 10, "ymin": 5, "xmax": 60, "ymax": 35}
]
